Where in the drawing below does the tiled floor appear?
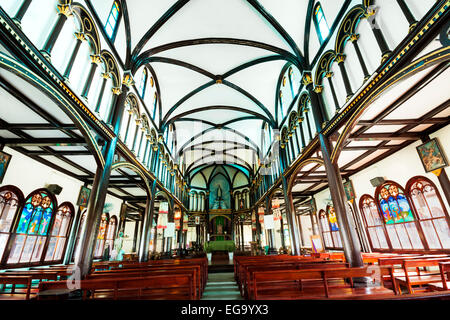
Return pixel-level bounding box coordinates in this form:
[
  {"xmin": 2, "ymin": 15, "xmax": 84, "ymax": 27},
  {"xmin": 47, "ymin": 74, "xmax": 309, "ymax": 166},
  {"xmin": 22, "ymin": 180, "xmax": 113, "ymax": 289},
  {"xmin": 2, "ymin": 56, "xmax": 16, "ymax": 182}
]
[{"xmin": 201, "ymin": 272, "xmax": 243, "ymax": 300}]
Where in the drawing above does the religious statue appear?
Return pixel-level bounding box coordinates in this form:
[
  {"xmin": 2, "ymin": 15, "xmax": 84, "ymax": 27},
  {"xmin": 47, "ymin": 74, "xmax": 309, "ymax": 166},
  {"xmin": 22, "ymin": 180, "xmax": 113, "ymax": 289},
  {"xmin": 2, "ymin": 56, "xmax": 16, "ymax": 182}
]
[
  {"xmin": 112, "ymin": 230, "xmax": 125, "ymax": 261},
  {"xmin": 211, "ymin": 185, "xmax": 227, "ymax": 209}
]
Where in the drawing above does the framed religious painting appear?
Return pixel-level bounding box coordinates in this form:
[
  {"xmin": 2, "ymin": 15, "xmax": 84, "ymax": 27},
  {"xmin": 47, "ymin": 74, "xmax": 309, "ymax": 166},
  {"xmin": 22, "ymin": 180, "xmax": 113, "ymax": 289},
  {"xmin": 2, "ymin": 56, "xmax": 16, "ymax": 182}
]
[
  {"xmin": 343, "ymin": 180, "xmax": 356, "ymax": 201},
  {"xmin": 0, "ymin": 151, "xmax": 12, "ymax": 184},
  {"xmin": 416, "ymin": 138, "xmax": 448, "ymax": 173},
  {"xmin": 76, "ymin": 186, "xmax": 91, "ymax": 207}
]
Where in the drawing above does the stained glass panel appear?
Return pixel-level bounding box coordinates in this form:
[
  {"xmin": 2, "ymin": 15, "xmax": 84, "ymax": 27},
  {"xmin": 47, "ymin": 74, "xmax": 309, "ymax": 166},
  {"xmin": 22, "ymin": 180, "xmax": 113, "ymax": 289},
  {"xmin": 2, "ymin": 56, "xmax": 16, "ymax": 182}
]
[{"xmin": 7, "ymin": 190, "xmax": 55, "ymax": 265}]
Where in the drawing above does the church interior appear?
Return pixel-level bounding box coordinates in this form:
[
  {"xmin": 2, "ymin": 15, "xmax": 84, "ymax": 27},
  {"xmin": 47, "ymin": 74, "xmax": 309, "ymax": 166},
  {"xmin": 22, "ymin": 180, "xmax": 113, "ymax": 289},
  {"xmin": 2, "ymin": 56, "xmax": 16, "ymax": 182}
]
[{"xmin": 0, "ymin": 0, "xmax": 449, "ymax": 302}]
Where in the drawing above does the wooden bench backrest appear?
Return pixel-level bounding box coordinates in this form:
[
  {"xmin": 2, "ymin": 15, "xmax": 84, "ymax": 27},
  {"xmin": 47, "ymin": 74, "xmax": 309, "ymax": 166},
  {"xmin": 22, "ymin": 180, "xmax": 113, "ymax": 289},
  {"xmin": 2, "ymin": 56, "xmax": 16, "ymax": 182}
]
[{"xmin": 38, "ymin": 274, "xmax": 193, "ymax": 300}]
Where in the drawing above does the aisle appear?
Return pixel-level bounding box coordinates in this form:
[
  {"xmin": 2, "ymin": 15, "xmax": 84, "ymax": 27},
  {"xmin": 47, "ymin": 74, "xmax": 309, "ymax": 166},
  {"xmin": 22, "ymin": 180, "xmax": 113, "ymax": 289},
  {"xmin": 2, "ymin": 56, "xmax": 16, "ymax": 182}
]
[{"xmin": 201, "ymin": 272, "xmax": 243, "ymax": 300}]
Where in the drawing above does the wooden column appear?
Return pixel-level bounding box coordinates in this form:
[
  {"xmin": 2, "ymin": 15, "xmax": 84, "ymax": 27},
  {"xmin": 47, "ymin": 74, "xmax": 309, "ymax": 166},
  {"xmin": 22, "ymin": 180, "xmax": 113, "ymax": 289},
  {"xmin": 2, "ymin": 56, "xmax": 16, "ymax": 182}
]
[
  {"xmin": 73, "ymin": 77, "xmax": 131, "ymax": 278},
  {"xmin": 365, "ymin": 8, "xmax": 391, "ymax": 62},
  {"xmin": 296, "ymin": 214, "xmax": 305, "ymax": 248},
  {"xmin": 94, "ymin": 73, "xmax": 110, "ymax": 113},
  {"xmin": 319, "ymin": 133, "xmax": 363, "ymax": 267},
  {"xmin": 281, "ymin": 177, "xmax": 301, "ymax": 255},
  {"xmin": 80, "ymin": 55, "xmax": 101, "ymax": 99},
  {"xmin": 335, "ymin": 54, "xmax": 353, "ymax": 101},
  {"xmin": 12, "ymin": 0, "xmax": 33, "ymax": 26},
  {"xmin": 396, "ymin": 0, "xmax": 418, "ymax": 30},
  {"xmin": 349, "ymin": 34, "xmax": 371, "ymax": 81},
  {"xmin": 138, "ymin": 181, "xmax": 157, "ymax": 262},
  {"xmin": 73, "ymin": 138, "xmax": 119, "ymax": 278},
  {"xmin": 63, "ymin": 32, "xmax": 84, "ymax": 80},
  {"xmin": 303, "ymin": 72, "xmax": 327, "ymax": 131},
  {"xmin": 40, "ymin": 3, "xmax": 71, "ymax": 59},
  {"xmin": 132, "ymin": 220, "xmax": 139, "ymax": 253},
  {"xmin": 325, "ymin": 72, "xmax": 341, "ymax": 112}
]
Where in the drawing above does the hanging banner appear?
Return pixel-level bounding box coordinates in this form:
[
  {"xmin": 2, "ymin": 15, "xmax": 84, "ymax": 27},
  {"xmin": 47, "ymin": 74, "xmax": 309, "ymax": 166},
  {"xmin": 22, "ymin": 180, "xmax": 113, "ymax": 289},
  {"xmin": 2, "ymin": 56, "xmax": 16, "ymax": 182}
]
[
  {"xmin": 175, "ymin": 219, "xmax": 180, "ymax": 230},
  {"xmin": 273, "ymin": 208, "xmax": 281, "ymax": 221},
  {"xmin": 165, "ymin": 222, "xmax": 175, "ymax": 237},
  {"xmin": 157, "ymin": 212, "xmax": 167, "ymax": 229},
  {"xmin": 258, "ymin": 214, "xmax": 264, "ymax": 223},
  {"xmin": 272, "ymin": 198, "xmax": 280, "ymax": 209},
  {"xmin": 183, "ymin": 214, "xmax": 189, "ymax": 232},
  {"xmin": 264, "ymin": 214, "xmax": 274, "ymax": 230},
  {"xmin": 343, "ymin": 180, "xmax": 356, "ymax": 201},
  {"xmin": 174, "ymin": 207, "xmax": 181, "ymax": 220},
  {"xmin": 258, "ymin": 207, "xmax": 265, "ymax": 215},
  {"xmin": 159, "ymin": 202, "xmax": 169, "ymax": 214}
]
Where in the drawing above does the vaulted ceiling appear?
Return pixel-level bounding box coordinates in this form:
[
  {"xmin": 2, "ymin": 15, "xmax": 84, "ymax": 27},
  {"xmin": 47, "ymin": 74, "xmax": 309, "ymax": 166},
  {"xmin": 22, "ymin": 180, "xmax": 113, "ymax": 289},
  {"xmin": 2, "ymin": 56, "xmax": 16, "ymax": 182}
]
[{"xmin": 90, "ymin": 0, "xmax": 348, "ymax": 176}]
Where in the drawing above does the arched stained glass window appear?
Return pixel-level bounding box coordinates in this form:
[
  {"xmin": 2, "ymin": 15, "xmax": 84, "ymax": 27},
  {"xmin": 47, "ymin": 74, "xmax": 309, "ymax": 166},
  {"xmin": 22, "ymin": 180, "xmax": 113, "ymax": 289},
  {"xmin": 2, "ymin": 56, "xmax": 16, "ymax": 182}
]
[
  {"xmin": 313, "ymin": 3, "xmax": 330, "ymax": 44},
  {"xmin": 376, "ymin": 181, "xmax": 424, "ymax": 250},
  {"xmin": 0, "ymin": 186, "xmax": 24, "ymax": 262},
  {"xmin": 94, "ymin": 212, "xmax": 109, "ymax": 258},
  {"xmin": 359, "ymin": 195, "xmax": 390, "ymax": 250},
  {"xmin": 105, "ymin": 216, "xmax": 117, "ymax": 252},
  {"xmin": 327, "ymin": 205, "xmax": 343, "ymax": 248},
  {"xmin": 319, "ymin": 210, "xmax": 333, "ymax": 248},
  {"xmin": 104, "ymin": 1, "xmax": 121, "ymax": 41},
  {"xmin": 7, "ymin": 189, "xmax": 57, "ymax": 265},
  {"xmin": 406, "ymin": 176, "xmax": 450, "ymax": 249},
  {"xmin": 44, "ymin": 202, "xmax": 74, "ymax": 262},
  {"xmin": 139, "ymin": 68, "xmax": 148, "ymax": 99}
]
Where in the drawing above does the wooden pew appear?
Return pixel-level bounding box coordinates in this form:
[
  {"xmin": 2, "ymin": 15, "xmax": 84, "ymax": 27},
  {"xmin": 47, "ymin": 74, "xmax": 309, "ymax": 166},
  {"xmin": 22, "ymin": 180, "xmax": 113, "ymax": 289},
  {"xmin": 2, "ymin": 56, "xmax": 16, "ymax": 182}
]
[
  {"xmin": 0, "ymin": 275, "xmax": 32, "ymax": 300},
  {"xmin": 106, "ymin": 262, "xmax": 205, "ymax": 295},
  {"xmin": 37, "ymin": 274, "xmax": 194, "ymax": 300},
  {"xmin": 429, "ymin": 262, "xmax": 450, "ymax": 291},
  {"xmin": 396, "ymin": 257, "xmax": 450, "ymax": 294},
  {"xmin": 244, "ymin": 262, "xmax": 349, "ymax": 299},
  {"xmin": 91, "ymin": 266, "xmax": 201, "ymax": 299},
  {"xmin": 251, "ymin": 266, "xmax": 397, "ymax": 300}
]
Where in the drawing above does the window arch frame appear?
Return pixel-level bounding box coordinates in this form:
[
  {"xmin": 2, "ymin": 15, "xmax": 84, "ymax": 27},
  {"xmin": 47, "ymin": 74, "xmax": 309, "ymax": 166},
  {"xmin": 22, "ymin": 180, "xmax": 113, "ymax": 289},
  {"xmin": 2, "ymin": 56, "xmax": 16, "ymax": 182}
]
[
  {"xmin": 326, "ymin": 205, "xmax": 343, "ymax": 249},
  {"xmin": 5, "ymin": 188, "xmax": 58, "ymax": 267},
  {"xmin": 375, "ymin": 180, "xmax": 429, "ymax": 252},
  {"xmin": 0, "ymin": 185, "xmax": 25, "ymax": 266},
  {"xmin": 105, "ymin": 215, "xmax": 118, "ymax": 253},
  {"xmin": 313, "ymin": 2, "xmax": 330, "ymax": 45},
  {"xmin": 94, "ymin": 212, "xmax": 110, "ymax": 259},
  {"xmin": 359, "ymin": 194, "xmax": 391, "ymax": 252},
  {"xmin": 318, "ymin": 209, "xmax": 334, "ymax": 249},
  {"xmin": 44, "ymin": 201, "xmax": 75, "ymax": 263},
  {"xmin": 405, "ymin": 176, "xmax": 450, "ymax": 251}
]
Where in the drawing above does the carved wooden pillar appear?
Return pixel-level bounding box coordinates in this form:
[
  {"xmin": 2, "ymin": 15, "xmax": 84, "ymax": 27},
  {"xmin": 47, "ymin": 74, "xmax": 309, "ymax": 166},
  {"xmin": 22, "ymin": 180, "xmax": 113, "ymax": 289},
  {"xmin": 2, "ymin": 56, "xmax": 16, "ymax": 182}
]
[
  {"xmin": 335, "ymin": 54, "xmax": 353, "ymax": 102},
  {"xmin": 73, "ymin": 75, "xmax": 131, "ymax": 278},
  {"xmin": 349, "ymin": 34, "xmax": 371, "ymax": 81},
  {"xmin": 396, "ymin": 0, "xmax": 418, "ymax": 31},
  {"xmin": 94, "ymin": 73, "xmax": 110, "ymax": 113},
  {"xmin": 364, "ymin": 7, "xmax": 391, "ymax": 63},
  {"xmin": 325, "ymin": 72, "xmax": 341, "ymax": 112},
  {"xmin": 12, "ymin": 0, "xmax": 33, "ymax": 26},
  {"xmin": 319, "ymin": 133, "xmax": 363, "ymax": 268},
  {"xmin": 138, "ymin": 181, "xmax": 157, "ymax": 262},
  {"xmin": 41, "ymin": 3, "xmax": 72, "ymax": 60}
]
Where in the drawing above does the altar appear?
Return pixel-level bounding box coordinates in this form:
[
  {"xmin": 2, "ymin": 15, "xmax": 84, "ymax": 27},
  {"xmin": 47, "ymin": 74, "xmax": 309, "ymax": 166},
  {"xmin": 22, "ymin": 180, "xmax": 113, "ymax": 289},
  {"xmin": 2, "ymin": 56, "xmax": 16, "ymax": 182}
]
[{"xmin": 205, "ymin": 240, "xmax": 235, "ymax": 252}]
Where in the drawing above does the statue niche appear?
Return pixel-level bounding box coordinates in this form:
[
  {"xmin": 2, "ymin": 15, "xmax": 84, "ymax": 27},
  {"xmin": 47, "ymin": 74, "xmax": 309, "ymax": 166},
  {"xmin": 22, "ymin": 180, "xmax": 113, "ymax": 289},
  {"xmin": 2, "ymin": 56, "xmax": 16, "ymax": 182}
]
[{"xmin": 209, "ymin": 174, "xmax": 230, "ymax": 210}]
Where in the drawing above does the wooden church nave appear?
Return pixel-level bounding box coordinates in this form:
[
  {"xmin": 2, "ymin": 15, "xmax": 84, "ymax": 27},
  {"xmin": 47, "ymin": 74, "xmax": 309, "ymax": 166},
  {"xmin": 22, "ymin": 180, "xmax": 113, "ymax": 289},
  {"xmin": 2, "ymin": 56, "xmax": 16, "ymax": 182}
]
[{"xmin": 0, "ymin": 0, "xmax": 449, "ymax": 307}]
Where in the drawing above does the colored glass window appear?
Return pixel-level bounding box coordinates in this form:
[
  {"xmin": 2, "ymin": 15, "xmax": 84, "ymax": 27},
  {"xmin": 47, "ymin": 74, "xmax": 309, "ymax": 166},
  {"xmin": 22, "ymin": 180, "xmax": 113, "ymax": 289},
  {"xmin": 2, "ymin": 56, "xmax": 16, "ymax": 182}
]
[
  {"xmin": 105, "ymin": 1, "xmax": 120, "ymax": 40},
  {"xmin": 314, "ymin": 3, "xmax": 330, "ymax": 44}
]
